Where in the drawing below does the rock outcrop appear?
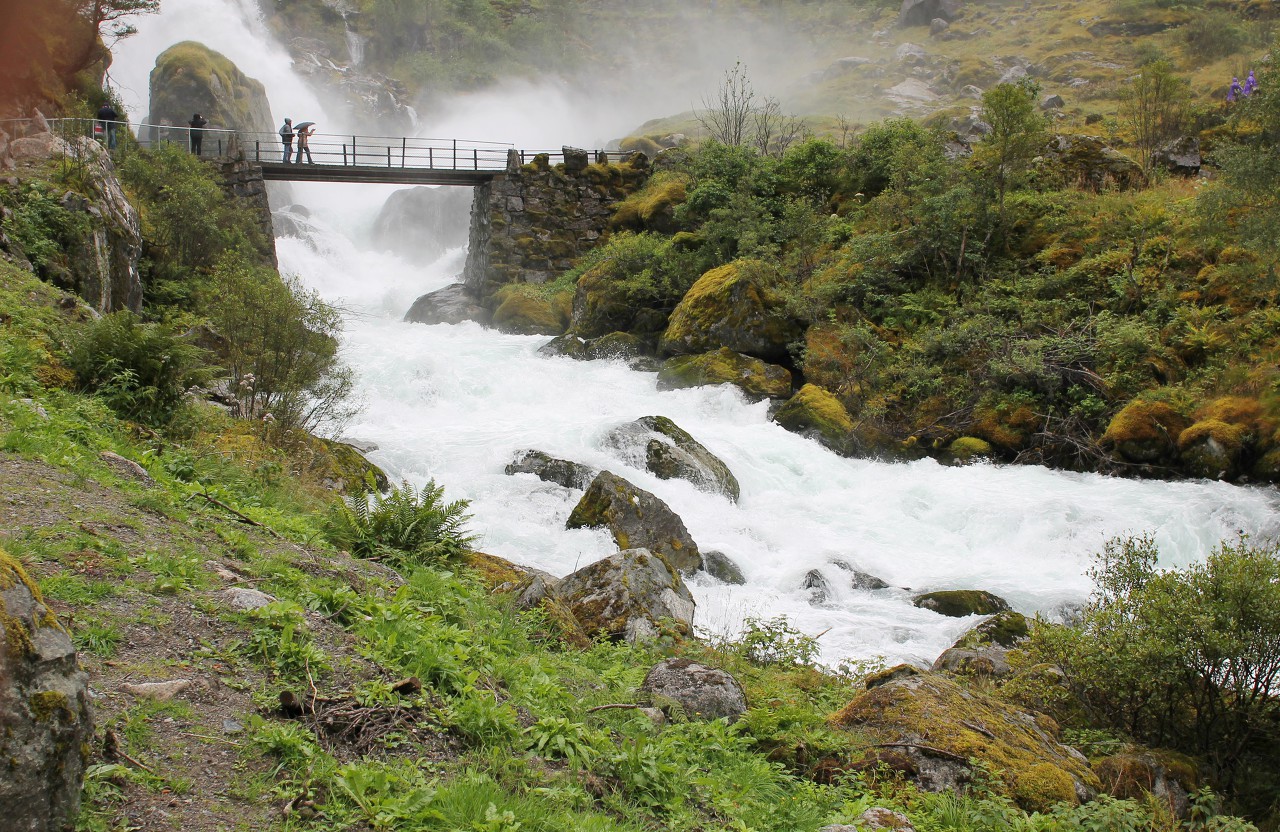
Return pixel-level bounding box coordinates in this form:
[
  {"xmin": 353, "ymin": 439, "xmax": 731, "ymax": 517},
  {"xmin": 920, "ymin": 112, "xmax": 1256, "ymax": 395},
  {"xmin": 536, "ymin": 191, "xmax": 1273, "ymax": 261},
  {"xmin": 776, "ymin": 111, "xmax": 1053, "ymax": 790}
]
[
  {"xmin": 404, "ymin": 283, "xmax": 490, "ymax": 326},
  {"xmin": 146, "ymin": 42, "xmax": 274, "ymax": 137},
  {"xmin": 900, "ymin": 0, "xmax": 963, "ymax": 27},
  {"xmin": 641, "ymin": 658, "xmax": 747, "ymax": 722},
  {"xmin": 602, "ymin": 415, "xmax": 740, "ymax": 502},
  {"xmin": 566, "ymin": 471, "xmax": 702, "ymax": 573},
  {"xmin": 504, "ymin": 450, "xmax": 597, "ymax": 490},
  {"xmin": 371, "ymin": 186, "xmax": 474, "ymax": 262},
  {"xmin": 557, "ymin": 548, "xmax": 695, "ymax": 643},
  {"xmin": 656, "ymin": 348, "xmax": 792, "ymax": 401},
  {"xmin": 658, "ymin": 260, "xmax": 801, "ymax": 362},
  {"xmin": 832, "ymin": 672, "xmax": 1097, "ymax": 811},
  {"xmin": 1, "ymin": 549, "xmax": 93, "ymax": 832},
  {"xmin": 913, "ymin": 589, "xmax": 1011, "ymax": 617}
]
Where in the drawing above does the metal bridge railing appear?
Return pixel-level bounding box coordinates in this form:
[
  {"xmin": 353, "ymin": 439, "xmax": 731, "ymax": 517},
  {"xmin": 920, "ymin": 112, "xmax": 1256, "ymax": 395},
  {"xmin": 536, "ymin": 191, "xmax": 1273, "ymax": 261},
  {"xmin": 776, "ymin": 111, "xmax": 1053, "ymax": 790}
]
[{"xmin": 2, "ymin": 116, "xmax": 642, "ymax": 174}]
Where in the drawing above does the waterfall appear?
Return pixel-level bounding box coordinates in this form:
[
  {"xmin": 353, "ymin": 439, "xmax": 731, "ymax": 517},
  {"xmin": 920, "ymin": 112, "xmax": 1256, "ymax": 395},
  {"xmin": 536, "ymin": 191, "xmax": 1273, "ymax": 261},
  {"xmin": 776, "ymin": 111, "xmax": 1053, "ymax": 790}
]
[
  {"xmin": 342, "ymin": 14, "xmax": 365, "ymax": 69},
  {"xmin": 115, "ymin": 0, "xmax": 1280, "ymax": 668}
]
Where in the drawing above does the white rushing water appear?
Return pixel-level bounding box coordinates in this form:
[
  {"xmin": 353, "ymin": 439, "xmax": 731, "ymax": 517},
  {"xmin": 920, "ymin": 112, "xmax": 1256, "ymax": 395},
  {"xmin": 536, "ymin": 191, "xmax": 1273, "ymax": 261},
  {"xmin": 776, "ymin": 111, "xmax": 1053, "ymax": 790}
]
[{"xmin": 115, "ymin": 0, "xmax": 1280, "ymax": 667}]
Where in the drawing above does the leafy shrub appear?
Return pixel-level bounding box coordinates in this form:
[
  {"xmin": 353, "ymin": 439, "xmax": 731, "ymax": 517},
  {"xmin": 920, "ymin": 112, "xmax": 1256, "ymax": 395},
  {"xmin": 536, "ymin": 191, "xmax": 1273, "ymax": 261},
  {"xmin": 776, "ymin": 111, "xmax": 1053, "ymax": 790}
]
[
  {"xmin": 1184, "ymin": 11, "xmax": 1247, "ymax": 60},
  {"xmin": 0, "ymin": 181, "xmax": 90, "ymax": 273},
  {"xmin": 66, "ymin": 310, "xmax": 211, "ymax": 424},
  {"xmin": 325, "ymin": 479, "xmax": 475, "ymax": 568},
  {"xmin": 732, "ymin": 616, "xmax": 820, "ymax": 667}
]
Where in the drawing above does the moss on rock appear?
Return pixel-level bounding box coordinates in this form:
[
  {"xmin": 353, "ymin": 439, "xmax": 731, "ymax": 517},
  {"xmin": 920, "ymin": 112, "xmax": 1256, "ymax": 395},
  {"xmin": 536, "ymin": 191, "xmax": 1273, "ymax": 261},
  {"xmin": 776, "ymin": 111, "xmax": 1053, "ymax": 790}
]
[
  {"xmin": 772, "ymin": 384, "xmax": 858, "ymax": 455},
  {"xmin": 491, "ymin": 285, "xmax": 568, "ymax": 336},
  {"xmin": 147, "ymin": 41, "xmax": 274, "ymax": 135},
  {"xmin": 611, "ymin": 173, "xmax": 688, "ymax": 233},
  {"xmin": 947, "ymin": 436, "xmax": 993, "ymax": 462},
  {"xmin": 658, "ymin": 260, "xmax": 801, "ymax": 362},
  {"xmin": 656, "ymin": 347, "xmax": 792, "ymax": 401},
  {"xmin": 1102, "ymin": 399, "xmax": 1192, "ymax": 464},
  {"xmin": 913, "ymin": 589, "xmax": 1011, "ymax": 618}
]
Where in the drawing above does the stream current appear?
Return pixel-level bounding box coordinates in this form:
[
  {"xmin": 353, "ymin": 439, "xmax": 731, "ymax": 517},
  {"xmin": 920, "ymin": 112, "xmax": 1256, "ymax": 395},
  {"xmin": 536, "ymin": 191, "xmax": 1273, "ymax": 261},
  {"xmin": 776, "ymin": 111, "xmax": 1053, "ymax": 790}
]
[{"xmin": 114, "ymin": 0, "xmax": 1280, "ymax": 667}]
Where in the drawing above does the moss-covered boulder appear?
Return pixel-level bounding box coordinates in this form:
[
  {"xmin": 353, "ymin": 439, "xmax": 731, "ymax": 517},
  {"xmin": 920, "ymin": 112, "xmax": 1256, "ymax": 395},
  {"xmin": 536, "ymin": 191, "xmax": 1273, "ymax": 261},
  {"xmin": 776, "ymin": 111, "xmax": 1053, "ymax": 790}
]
[
  {"xmin": 658, "ymin": 260, "xmax": 802, "ymax": 362},
  {"xmin": 831, "ymin": 672, "xmax": 1097, "ymax": 811},
  {"xmin": 569, "ymin": 261, "xmax": 655, "ymax": 339},
  {"xmin": 566, "ymin": 471, "xmax": 702, "ymax": 573},
  {"xmin": 315, "ymin": 438, "xmax": 390, "ymax": 493},
  {"xmin": 557, "ymin": 548, "xmax": 695, "ymax": 643},
  {"xmin": 611, "ymin": 173, "xmax": 688, "ymax": 233},
  {"xmin": 1177, "ymin": 396, "xmax": 1272, "ymax": 480},
  {"xmin": 956, "ymin": 610, "xmax": 1029, "ymax": 648},
  {"xmin": 946, "ymin": 436, "xmax": 993, "ymax": 464},
  {"xmin": 933, "ymin": 611, "xmax": 1030, "ymax": 679},
  {"xmin": 1, "ymin": 548, "xmax": 93, "ymax": 832},
  {"xmin": 1092, "ymin": 747, "xmax": 1198, "ymax": 818},
  {"xmin": 490, "ymin": 285, "xmax": 569, "ymax": 336},
  {"xmin": 1101, "ymin": 399, "xmax": 1192, "ymax": 465},
  {"xmin": 602, "ymin": 415, "xmax": 740, "ymax": 502},
  {"xmin": 913, "ymin": 589, "xmax": 1011, "ymax": 617},
  {"xmin": 641, "ymin": 658, "xmax": 747, "ymax": 722},
  {"xmin": 657, "ymin": 347, "xmax": 792, "ymax": 401},
  {"xmin": 146, "ymin": 42, "xmax": 274, "ymax": 136},
  {"xmin": 584, "ymin": 331, "xmax": 655, "ymax": 363},
  {"xmin": 701, "ymin": 550, "xmax": 746, "ymax": 584},
  {"xmin": 1045, "ymin": 135, "xmax": 1145, "ymax": 193},
  {"xmin": 772, "ymin": 384, "xmax": 859, "ymax": 455}
]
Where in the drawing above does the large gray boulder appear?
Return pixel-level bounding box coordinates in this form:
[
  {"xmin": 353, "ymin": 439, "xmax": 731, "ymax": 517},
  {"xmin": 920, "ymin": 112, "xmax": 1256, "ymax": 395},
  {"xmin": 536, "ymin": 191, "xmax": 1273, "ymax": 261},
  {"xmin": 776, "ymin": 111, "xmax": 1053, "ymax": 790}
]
[
  {"xmin": 504, "ymin": 449, "xmax": 597, "ymax": 490},
  {"xmin": 566, "ymin": 471, "xmax": 702, "ymax": 573},
  {"xmin": 900, "ymin": 0, "xmax": 962, "ymax": 27},
  {"xmin": 1, "ymin": 552, "xmax": 93, "ymax": 832},
  {"xmin": 146, "ymin": 41, "xmax": 274, "ymax": 136},
  {"xmin": 558, "ymin": 548, "xmax": 695, "ymax": 643},
  {"xmin": 372, "ymin": 186, "xmax": 474, "ymax": 262},
  {"xmin": 602, "ymin": 415, "xmax": 740, "ymax": 502},
  {"xmin": 1152, "ymin": 136, "xmax": 1201, "ymax": 176},
  {"xmin": 404, "ymin": 283, "xmax": 490, "ymax": 325},
  {"xmin": 641, "ymin": 658, "xmax": 747, "ymax": 722}
]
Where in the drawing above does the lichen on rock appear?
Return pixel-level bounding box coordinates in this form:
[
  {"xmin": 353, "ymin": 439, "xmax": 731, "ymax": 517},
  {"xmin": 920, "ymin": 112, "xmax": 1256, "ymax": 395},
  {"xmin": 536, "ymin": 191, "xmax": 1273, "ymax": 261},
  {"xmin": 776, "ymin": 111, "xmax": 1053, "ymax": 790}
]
[
  {"xmin": 658, "ymin": 259, "xmax": 801, "ymax": 361},
  {"xmin": 657, "ymin": 347, "xmax": 792, "ymax": 401},
  {"xmin": 566, "ymin": 471, "xmax": 702, "ymax": 573}
]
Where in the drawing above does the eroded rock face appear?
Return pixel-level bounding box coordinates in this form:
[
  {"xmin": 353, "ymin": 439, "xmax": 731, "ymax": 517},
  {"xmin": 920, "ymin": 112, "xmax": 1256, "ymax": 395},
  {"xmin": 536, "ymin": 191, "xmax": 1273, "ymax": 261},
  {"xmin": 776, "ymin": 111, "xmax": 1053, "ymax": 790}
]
[
  {"xmin": 557, "ymin": 548, "xmax": 695, "ymax": 643},
  {"xmin": 832, "ymin": 672, "xmax": 1097, "ymax": 811},
  {"xmin": 566, "ymin": 471, "xmax": 702, "ymax": 573},
  {"xmin": 641, "ymin": 658, "xmax": 747, "ymax": 722},
  {"xmin": 657, "ymin": 348, "xmax": 792, "ymax": 401},
  {"xmin": 658, "ymin": 260, "xmax": 801, "ymax": 362},
  {"xmin": 404, "ymin": 283, "xmax": 490, "ymax": 326},
  {"xmin": 371, "ymin": 186, "xmax": 473, "ymax": 262},
  {"xmin": 0, "ymin": 550, "xmax": 93, "ymax": 832},
  {"xmin": 900, "ymin": 0, "xmax": 962, "ymax": 27},
  {"xmin": 504, "ymin": 450, "xmax": 597, "ymax": 490},
  {"xmin": 602, "ymin": 415, "xmax": 740, "ymax": 502}
]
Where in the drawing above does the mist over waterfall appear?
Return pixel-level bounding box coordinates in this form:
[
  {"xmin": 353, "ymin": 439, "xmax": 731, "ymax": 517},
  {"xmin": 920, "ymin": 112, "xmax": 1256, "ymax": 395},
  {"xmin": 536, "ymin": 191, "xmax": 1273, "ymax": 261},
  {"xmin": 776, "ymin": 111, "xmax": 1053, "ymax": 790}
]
[{"xmin": 116, "ymin": 0, "xmax": 1280, "ymax": 667}]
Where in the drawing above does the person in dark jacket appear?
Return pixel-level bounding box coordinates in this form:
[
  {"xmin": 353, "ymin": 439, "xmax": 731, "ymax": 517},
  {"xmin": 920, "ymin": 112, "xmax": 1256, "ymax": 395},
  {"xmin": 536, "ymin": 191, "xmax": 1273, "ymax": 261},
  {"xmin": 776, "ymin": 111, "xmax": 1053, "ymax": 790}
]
[
  {"xmin": 188, "ymin": 113, "xmax": 208, "ymax": 155},
  {"xmin": 95, "ymin": 103, "xmax": 119, "ymax": 149},
  {"xmin": 279, "ymin": 118, "xmax": 294, "ymax": 162}
]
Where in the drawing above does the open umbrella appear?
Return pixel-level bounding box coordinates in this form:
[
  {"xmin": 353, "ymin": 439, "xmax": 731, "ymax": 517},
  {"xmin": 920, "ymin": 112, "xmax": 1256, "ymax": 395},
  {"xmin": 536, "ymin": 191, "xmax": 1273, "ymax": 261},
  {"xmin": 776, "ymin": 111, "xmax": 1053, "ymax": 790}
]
[{"xmin": 294, "ymin": 121, "xmax": 316, "ymax": 132}]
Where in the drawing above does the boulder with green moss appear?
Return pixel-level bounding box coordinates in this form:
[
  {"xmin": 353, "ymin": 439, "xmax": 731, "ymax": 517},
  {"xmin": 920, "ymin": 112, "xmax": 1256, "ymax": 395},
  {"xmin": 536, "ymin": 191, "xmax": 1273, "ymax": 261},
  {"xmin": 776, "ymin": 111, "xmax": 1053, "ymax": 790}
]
[
  {"xmin": 832, "ymin": 672, "xmax": 1097, "ymax": 811},
  {"xmin": 566, "ymin": 471, "xmax": 702, "ymax": 573},
  {"xmin": 602, "ymin": 415, "xmax": 740, "ymax": 502},
  {"xmin": 657, "ymin": 347, "xmax": 792, "ymax": 401},
  {"xmin": 568, "ymin": 260, "xmax": 657, "ymax": 339},
  {"xmin": 146, "ymin": 42, "xmax": 274, "ymax": 136},
  {"xmin": 611, "ymin": 173, "xmax": 688, "ymax": 233},
  {"xmin": 913, "ymin": 589, "xmax": 1011, "ymax": 617},
  {"xmin": 1, "ymin": 548, "xmax": 93, "ymax": 832},
  {"xmin": 772, "ymin": 383, "xmax": 860, "ymax": 455},
  {"xmin": 505, "ymin": 449, "xmax": 597, "ymax": 490},
  {"xmin": 658, "ymin": 260, "xmax": 802, "ymax": 362},
  {"xmin": 946, "ymin": 436, "xmax": 993, "ymax": 464},
  {"xmin": 1101, "ymin": 399, "xmax": 1192, "ymax": 465},
  {"xmin": 1092, "ymin": 747, "xmax": 1198, "ymax": 818},
  {"xmin": 315, "ymin": 438, "xmax": 390, "ymax": 493},
  {"xmin": 557, "ymin": 548, "xmax": 695, "ymax": 643},
  {"xmin": 491, "ymin": 285, "xmax": 569, "ymax": 336}
]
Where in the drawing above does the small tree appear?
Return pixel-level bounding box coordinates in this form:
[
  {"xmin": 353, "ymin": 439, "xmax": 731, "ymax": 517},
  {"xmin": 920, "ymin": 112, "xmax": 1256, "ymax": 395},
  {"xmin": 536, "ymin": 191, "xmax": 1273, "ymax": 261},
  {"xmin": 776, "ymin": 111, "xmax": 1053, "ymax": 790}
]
[
  {"xmin": 1119, "ymin": 60, "xmax": 1190, "ymax": 171},
  {"xmin": 697, "ymin": 63, "xmax": 804, "ymax": 157},
  {"xmin": 76, "ymin": 0, "xmax": 161, "ymax": 42},
  {"xmin": 975, "ymin": 80, "xmax": 1048, "ymax": 234}
]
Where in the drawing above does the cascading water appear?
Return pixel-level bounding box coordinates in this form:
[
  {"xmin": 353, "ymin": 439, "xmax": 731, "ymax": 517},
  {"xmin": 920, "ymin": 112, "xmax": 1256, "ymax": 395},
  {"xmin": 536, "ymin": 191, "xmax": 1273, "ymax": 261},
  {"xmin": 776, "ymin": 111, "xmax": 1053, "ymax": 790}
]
[{"xmin": 116, "ymin": 0, "xmax": 1280, "ymax": 667}]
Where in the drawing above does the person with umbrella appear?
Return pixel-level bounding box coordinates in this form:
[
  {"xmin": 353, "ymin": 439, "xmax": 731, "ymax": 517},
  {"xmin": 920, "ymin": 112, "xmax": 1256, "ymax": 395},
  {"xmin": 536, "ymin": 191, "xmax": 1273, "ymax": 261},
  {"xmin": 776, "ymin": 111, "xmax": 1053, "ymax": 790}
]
[{"xmin": 295, "ymin": 121, "xmax": 316, "ymax": 164}]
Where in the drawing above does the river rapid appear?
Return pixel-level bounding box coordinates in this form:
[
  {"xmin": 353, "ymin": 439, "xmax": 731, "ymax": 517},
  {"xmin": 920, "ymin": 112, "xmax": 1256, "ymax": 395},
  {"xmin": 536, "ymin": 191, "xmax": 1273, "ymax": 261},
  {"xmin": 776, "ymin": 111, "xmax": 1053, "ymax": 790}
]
[{"xmin": 114, "ymin": 0, "xmax": 1280, "ymax": 668}]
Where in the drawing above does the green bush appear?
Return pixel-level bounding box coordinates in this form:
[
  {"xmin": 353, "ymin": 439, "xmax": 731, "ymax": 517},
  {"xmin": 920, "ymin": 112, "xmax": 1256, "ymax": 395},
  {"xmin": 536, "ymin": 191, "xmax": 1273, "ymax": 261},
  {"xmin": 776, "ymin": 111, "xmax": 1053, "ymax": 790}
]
[
  {"xmin": 325, "ymin": 479, "xmax": 475, "ymax": 568},
  {"xmin": 0, "ymin": 181, "xmax": 90, "ymax": 274},
  {"xmin": 66, "ymin": 310, "xmax": 211, "ymax": 424},
  {"xmin": 1184, "ymin": 11, "xmax": 1247, "ymax": 61}
]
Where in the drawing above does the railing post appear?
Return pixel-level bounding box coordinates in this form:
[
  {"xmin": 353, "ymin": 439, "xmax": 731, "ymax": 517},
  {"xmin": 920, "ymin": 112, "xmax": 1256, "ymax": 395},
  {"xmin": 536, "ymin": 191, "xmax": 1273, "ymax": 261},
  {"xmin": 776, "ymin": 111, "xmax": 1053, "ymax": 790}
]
[
  {"xmin": 352, "ymin": 136, "xmax": 357, "ymax": 165},
  {"xmin": 452, "ymin": 139, "xmax": 457, "ymax": 169},
  {"xmin": 473, "ymin": 148, "xmax": 478, "ymax": 170},
  {"xmin": 429, "ymin": 147, "xmax": 433, "ymax": 169},
  {"xmin": 387, "ymin": 146, "xmax": 391, "ymax": 167},
  {"xmin": 256, "ymin": 140, "xmax": 260, "ymax": 162},
  {"xmin": 343, "ymin": 144, "xmax": 348, "ymax": 165}
]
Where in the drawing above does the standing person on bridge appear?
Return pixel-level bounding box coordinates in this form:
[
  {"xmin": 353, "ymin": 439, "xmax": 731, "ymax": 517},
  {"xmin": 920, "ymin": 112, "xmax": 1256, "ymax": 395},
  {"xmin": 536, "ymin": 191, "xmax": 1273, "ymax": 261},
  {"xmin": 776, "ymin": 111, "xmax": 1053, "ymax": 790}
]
[
  {"xmin": 95, "ymin": 102, "xmax": 118, "ymax": 150},
  {"xmin": 188, "ymin": 113, "xmax": 208, "ymax": 155},
  {"xmin": 279, "ymin": 118, "xmax": 293, "ymax": 162},
  {"xmin": 295, "ymin": 122, "xmax": 315, "ymax": 164}
]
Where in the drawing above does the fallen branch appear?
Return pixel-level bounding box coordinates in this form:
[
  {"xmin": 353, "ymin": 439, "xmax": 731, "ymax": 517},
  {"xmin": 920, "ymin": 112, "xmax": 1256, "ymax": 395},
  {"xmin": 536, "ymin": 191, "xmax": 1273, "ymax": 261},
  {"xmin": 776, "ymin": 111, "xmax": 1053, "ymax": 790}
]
[
  {"xmin": 859, "ymin": 742, "xmax": 970, "ymax": 763},
  {"xmin": 179, "ymin": 732, "xmax": 242, "ymax": 747},
  {"xmin": 586, "ymin": 703, "xmax": 642, "ymax": 714},
  {"xmin": 196, "ymin": 491, "xmax": 282, "ymax": 539}
]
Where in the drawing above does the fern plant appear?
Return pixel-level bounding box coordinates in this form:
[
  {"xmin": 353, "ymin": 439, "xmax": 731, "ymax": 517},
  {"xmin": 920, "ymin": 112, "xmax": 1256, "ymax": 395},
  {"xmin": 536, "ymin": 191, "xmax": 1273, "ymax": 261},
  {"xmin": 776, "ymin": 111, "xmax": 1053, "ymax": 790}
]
[{"xmin": 326, "ymin": 479, "xmax": 475, "ymax": 568}]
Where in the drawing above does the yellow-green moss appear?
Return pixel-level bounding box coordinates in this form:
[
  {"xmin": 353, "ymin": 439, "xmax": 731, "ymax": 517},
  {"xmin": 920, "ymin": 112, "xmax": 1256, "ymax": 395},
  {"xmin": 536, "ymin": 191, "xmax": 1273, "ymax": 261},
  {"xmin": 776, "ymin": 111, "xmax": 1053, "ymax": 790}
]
[
  {"xmin": 491, "ymin": 285, "xmax": 568, "ymax": 336},
  {"xmin": 971, "ymin": 399, "xmax": 1041, "ymax": 451},
  {"xmin": 1013, "ymin": 763, "xmax": 1077, "ymax": 812},
  {"xmin": 948, "ymin": 436, "xmax": 992, "ymax": 460},
  {"xmin": 463, "ymin": 551, "xmax": 525, "ymax": 589},
  {"xmin": 619, "ymin": 135, "xmax": 664, "ymax": 157},
  {"xmin": 656, "ymin": 347, "xmax": 792, "ymax": 400},
  {"xmin": 1, "ymin": 547, "xmax": 44, "ymax": 661},
  {"xmin": 773, "ymin": 384, "xmax": 857, "ymax": 454},
  {"xmin": 28, "ymin": 690, "xmax": 70, "ymax": 723},
  {"xmin": 611, "ymin": 173, "xmax": 688, "ymax": 231},
  {"xmin": 1177, "ymin": 418, "xmax": 1248, "ymax": 452},
  {"xmin": 1103, "ymin": 399, "xmax": 1191, "ymax": 445}
]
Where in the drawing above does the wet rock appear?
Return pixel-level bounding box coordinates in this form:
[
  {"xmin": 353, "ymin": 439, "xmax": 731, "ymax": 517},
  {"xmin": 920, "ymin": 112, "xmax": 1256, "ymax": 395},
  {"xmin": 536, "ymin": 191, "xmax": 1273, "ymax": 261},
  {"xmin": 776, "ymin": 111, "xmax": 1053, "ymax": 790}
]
[
  {"xmin": 0, "ymin": 549, "xmax": 93, "ymax": 832},
  {"xmin": 773, "ymin": 384, "xmax": 860, "ymax": 456},
  {"xmin": 539, "ymin": 333, "xmax": 589, "ymax": 359},
  {"xmin": 505, "ymin": 450, "xmax": 597, "ymax": 490},
  {"xmin": 913, "ymin": 589, "xmax": 1011, "ymax": 617},
  {"xmin": 957, "ymin": 610, "xmax": 1030, "ymax": 647},
  {"xmin": 371, "ymin": 186, "xmax": 473, "ymax": 262},
  {"xmin": 803, "ymin": 569, "xmax": 833, "ymax": 605},
  {"xmin": 584, "ymin": 332, "xmax": 657, "ymax": 367},
  {"xmin": 1152, "ymin": 136, "xmax": 1201, "ymax": 176},
  {"xmin": 641, "ymin": 658, "xmax": 747, "ymax": 722},
  {"xmin": 566, "ymin": 471, "xmax": 702, "ymax": 573},
  {"xmin": 702, "ymin": 550, "xmax": 746, "ymax": 585},
  {"xmin": 658, "ymin": 260, "xmax": 801, "ymax": 363},
  {"xmin": 404, "ymin": 283, "xmax": 490, "ymax": 326},
  {"xmin": 657, "ymin": 348, "xmax": 792, "ymax": 401},
  {"xmin": 558, "ymin": 548, "xmax": 695, "ymax": 643},
  {"xmin": 833, "ymin": 672, "xmax": 1098, "ymax": 810},
  {"xmin": 602, "ymin": 415, "xmax": 740, "ymax": 502},
  {"xmin": 832, "ymin": 561, "xmax": 890, "ymax": 590}
]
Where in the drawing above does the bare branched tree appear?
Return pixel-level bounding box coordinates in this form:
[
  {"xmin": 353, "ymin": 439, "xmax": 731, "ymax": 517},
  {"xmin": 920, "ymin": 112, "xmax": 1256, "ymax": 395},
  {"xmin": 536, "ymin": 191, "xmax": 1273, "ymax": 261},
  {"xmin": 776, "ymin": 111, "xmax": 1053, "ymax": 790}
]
[
  {"xmin": 752, "ymin": 97, "xmax": 806, "ymax": 157},
  {"xmin": 697, "ymin": 62, "xmax": 755, "ymax": 147}
]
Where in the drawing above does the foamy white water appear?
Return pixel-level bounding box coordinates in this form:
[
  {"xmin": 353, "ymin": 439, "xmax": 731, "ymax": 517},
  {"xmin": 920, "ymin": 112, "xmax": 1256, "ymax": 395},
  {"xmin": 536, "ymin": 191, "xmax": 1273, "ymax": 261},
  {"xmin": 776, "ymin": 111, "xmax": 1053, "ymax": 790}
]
[
  {"xmin": 276, "ymin": 224, "xmax": 1280, "ymax": 667},
  {"xmin": 117, "ymin": 0, "xmax": 1280, "ymax": 667}
]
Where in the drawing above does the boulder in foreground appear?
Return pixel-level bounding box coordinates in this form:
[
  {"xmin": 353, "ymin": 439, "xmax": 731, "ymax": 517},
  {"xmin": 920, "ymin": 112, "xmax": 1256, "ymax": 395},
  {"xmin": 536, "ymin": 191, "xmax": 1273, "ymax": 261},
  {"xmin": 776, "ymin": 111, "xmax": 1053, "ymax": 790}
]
[
  {"xmin": 566, "ymin": 471, "xmax": 702, "ymax": 573},
  {"xmin": 557, "ymin": 548, "xmax": 695, "ymax": 643}
]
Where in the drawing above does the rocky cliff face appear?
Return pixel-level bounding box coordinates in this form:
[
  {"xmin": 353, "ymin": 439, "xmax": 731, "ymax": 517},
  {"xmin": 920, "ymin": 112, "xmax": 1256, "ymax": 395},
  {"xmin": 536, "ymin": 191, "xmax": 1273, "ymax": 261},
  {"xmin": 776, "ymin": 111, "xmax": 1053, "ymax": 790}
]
[{"xmin": 145, "ymin": 41, "xmax": 274, "ymax": 137}]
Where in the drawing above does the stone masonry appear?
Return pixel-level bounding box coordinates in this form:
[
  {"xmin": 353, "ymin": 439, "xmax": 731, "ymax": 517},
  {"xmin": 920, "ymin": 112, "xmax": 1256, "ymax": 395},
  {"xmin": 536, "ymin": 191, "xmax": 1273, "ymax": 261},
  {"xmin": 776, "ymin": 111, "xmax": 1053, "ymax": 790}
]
[
  {"xmin": 218, "ymin": 158, "xmax": 278, "ymax": 268},
  {"xmin": 463, "ymin": 147, "xmax": 650, "ymax": 306}
]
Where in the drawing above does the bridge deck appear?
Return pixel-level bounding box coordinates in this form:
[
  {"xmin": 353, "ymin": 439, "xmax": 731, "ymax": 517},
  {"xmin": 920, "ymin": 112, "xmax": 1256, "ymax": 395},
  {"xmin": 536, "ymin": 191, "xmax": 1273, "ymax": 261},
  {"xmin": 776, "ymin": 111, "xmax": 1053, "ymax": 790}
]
[{"xmin": 259, "ymin": 162, "xmax": 499, "ymax": 186}]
